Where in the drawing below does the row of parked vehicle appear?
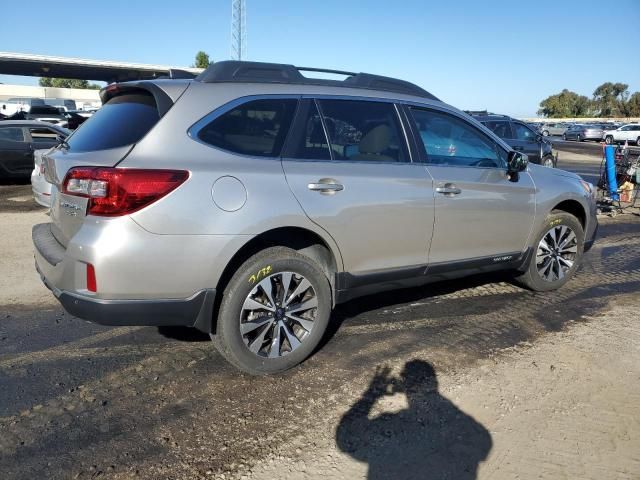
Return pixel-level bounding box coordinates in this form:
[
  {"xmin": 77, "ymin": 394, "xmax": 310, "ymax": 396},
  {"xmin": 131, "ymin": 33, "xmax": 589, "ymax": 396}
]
[{"xmin": 533, "ymin": 121, "xmax": 640, "ymax": 145}]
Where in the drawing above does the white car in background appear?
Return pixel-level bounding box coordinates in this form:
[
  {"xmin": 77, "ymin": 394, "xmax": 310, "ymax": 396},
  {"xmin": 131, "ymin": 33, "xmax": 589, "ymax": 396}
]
[
  {"xmin": 31, "ymin": 149, "xmax": 54, "ymax": 207},
  {"xmin": 603, "ymin": 124, "xmax": 640, "ymax": 145}
]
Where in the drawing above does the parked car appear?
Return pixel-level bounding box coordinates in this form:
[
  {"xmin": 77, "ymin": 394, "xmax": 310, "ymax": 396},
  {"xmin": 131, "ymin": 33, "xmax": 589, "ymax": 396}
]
[
  {"xmin": 33, "ymin": 61, "xmax": 597, "ymax": 375},
  {"xmin": 563, "ymin": 124, "xmax": 605, "ymax": 142},
  {"xmin": 31, "ymin": 148, "xmax": 55, "ymax": 207},
  {"xmin": 25, "ymin": 105, "xmax": 67, "ymax": 125},
  {"xmin": 603, "ymin": 124, "xmax": 640, "ymax": 145},
  {"xmin": 0, "ymin": 120, "xmax": 69, "ymax": 179},
  {"xmin": 472, "ymin": 113, "xmax": 557, "ymax": 167},
  {"xmin": 59, "ymin": 110, "xmax": 90, "ymax": 130},
  {"xmin": 538, "ymin": 122, "xmax": 568, "ymax": 136}
]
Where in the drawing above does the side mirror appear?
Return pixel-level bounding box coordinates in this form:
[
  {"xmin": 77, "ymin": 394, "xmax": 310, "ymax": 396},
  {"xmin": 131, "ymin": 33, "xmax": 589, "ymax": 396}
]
[{"xmin": 507, "ymin": 151, "xmax": 528, "ymax": 174}]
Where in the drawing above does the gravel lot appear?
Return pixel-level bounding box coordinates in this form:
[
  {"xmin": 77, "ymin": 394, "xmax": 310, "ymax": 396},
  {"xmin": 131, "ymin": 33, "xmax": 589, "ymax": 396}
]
[{"xmin": 0, "ymin": 148, "xmax": 639, "ymax": 480}]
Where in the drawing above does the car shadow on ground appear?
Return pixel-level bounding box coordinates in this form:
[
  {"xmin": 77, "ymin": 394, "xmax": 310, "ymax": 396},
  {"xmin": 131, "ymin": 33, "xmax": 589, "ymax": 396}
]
[{"xmin": 336, "ymin": 359, "xmax": 492, "ymax": 479}]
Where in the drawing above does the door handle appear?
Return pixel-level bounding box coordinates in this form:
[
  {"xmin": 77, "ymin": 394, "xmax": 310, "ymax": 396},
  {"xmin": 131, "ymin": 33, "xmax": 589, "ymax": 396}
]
[
  {"xmin": 308, "ymin": 178, "xmax": 344, "ymax": 194},
  {"xmin": 513, "ymin": 146, "xmax": 524, "ymax": 151},
  {"xmin": 436, "ymin": 183, "xmax": 462, "ymax": 196}
]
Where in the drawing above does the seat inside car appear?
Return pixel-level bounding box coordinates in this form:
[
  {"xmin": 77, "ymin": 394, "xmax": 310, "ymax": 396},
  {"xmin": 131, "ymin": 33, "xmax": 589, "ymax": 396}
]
[{"xmin": 352, "ymin": 124, "xmax": 394, "ymax": 161}]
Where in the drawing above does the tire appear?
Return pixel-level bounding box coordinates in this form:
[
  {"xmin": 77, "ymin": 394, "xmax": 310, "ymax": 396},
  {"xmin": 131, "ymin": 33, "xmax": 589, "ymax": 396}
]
[
  {"xmin": 542, "ymin": 156, "xmax": 555, "ymax": 168},
  {"xmin": 514, "ymin": 211, "xmax": 584, "ymax": 292},
  {"xmin": 212, "ymin": 246, "xmax": 332, "ymax": 375},
  {"xmin": 577, "ymin": 134, "xmax": 582, "ymax": 142},
  {"xmin": 542, "ymin": 130, "xmax": 549, "ymax": 136},
  {"xmin": 605, "ymin": 135, "xmax": 613, "ymax": 145},
  {"xmin": 636, "ymin": 136, "xmax": 640, "ymax": 146},
  {"xmin": 562, "ymin": 133, "xmax": 567, "ymax": 141}
]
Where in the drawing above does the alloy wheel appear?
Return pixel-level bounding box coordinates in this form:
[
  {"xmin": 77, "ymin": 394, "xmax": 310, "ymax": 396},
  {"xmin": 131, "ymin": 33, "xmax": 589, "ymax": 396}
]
[
  {"xmin": 239, "ymin": 271, "xmax": 317, "ymax": 358},
  {"xmin": 543, "ymin": 157, "xmax": 554, "ymax": 168},
  {"xmin": 536, "ymin": 225, "xmax": 578, "ymax": 282}
]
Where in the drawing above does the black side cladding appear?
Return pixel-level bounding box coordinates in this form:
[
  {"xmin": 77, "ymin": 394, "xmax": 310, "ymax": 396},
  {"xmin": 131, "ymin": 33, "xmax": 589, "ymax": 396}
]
[{"xmin": 195, "ymin": 60, "xmax": 438, "ymax": 100}]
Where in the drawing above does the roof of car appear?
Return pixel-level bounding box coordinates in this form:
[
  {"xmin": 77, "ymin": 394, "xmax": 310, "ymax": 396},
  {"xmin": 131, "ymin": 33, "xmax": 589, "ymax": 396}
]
[
  {"xmin": 195, "ymin": 60, "xmax": 439, "ymax": 101},
  {"xmin": 0, "ymin": 120, "xmax": 67, "ymax": 129},
  {"xmin": 470, "ymin": 113, "xmax": 514, "ymax": 122}
]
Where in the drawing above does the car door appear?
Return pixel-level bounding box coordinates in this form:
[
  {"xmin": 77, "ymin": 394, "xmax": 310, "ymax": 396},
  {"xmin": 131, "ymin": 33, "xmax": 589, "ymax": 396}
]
[
  {"xmin": 0, "ymin": 126, "xmax": 32, "ymax": 176},
  {"xmin": 281, "ymin": 98, "xmax": 435, "ymax": 277},
  {"xmin": 404, "ymin": 105, "xmax": 535, "ymax": 265},
  {"xmin": 510, "ymin": 121, "xmax": 541, "ymax": 164}
]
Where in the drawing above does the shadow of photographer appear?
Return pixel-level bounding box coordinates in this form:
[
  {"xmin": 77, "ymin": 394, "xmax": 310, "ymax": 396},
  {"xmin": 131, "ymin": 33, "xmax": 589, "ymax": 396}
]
[{"xmin": 336, "ymin": 360, "xmax": 492, "ymax": 479}]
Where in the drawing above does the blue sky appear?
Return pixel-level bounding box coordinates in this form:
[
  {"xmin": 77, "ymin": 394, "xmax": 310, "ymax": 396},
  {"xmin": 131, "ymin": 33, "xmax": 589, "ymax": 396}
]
[{"xmin": 1, "ymin": 0, "xmax": 638, "ymax": 117}]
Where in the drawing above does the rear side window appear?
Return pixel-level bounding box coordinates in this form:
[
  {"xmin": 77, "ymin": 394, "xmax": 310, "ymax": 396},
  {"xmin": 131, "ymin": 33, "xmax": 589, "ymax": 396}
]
[
  {"xmin": 67, "ymin": 93, "xmax": 159, "ymax": 152},
  {"xmin": 483, "ymin": 121, "xmax": 513, "ymax": 139},
  {"xmin": 197, "ymin": 99, "xmax": 298, "ymax": 157},
  {"xmin": 315, "ymin": 99, "xmax": 408, "ymax": 162},
  {"xmin": 0, "ymin": 127, "xmax": 25, "ymax": 142}
]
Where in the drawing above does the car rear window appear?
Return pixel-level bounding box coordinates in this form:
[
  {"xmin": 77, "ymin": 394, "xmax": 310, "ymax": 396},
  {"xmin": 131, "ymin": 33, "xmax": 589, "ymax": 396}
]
[{"xmin": 66, "ymin": 92, "xmax": 160, "ymax": 152}]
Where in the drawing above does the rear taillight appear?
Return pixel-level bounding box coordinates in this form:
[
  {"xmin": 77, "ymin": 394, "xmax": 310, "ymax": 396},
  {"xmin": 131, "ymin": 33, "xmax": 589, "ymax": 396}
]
[{"xmin": 62, "ymin": 167, "xmax": 189, "ymax": 216}]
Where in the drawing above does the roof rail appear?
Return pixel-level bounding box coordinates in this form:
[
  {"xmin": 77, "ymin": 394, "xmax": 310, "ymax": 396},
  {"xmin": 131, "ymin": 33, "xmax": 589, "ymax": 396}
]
[{"xmin": 196, "ymin": 61, "xmax": 438, "ymax": 100}]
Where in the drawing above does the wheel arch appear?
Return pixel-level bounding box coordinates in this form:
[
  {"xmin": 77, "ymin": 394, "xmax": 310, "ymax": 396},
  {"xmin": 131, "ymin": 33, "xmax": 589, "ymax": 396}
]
[
  {"xmin": 552, "ymin": 199, "xmax": 586, "ymax": 229},
  {"xmin": 204, "ymin": 226, "xmax": 341, "ymax": 334}
]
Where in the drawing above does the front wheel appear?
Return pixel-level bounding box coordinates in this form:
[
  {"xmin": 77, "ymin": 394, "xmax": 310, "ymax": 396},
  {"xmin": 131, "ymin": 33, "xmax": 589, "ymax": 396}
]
[
  {"xmin": 212, "ymin": 246, "xmax": 332, "ymax": 375},
  {"xmin": 562, "ymin": 133, "xmax": 567, "ymax": 141},
  {"xmin": 542, "ymin": 156, "xmax": 555, "ymax": 168},
  {"xmin": 542, "ymin": 130, "xmax": 549, "ymax": 136},
  {"xmin": 515, "ymin": 211, "xmax": 584, "ymax": 292},
  {"xmin": 577, "ymin": 134, "xmax": 582, "ymax": 142},
  {"xmin": 605, "ymin": 135, "xmax": 613, "ymax": 145}
]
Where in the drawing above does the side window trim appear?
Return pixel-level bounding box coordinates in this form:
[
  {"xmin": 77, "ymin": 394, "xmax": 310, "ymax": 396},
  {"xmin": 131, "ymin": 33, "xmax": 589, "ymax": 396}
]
[
  {"xmin": 405, "ymin": 105, "xmax": 508, "ymax": 169},
  {"xmin": 313, "ymin": 99, "xmax": 335, "ymax": 161},
  {"xmin": 188, "ymin": 94, "xmax": 301, "ymax": 159}
]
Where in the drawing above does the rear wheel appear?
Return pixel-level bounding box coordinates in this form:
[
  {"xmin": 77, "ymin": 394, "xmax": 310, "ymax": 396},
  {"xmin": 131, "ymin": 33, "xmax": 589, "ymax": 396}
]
[
  {"xmin": 212, "ymin": 246, "xmax": 332, "ymax": 375},
  {"xmin": 542, "ymin": 156, "xmax": 555, "ymax": 168},
  {"xmin": 562, "ymin": 133, "xmax": 567, "ymax": 141},
  {"xmin": 636, "ymin": 136, "xmax": 640, "ymax": 146},
  {"xmin": 605, "ymin": 135, "xmax": 613, "ymax": 145},
  {"xmin": 515, "ymin": 211, "xmax": 584, "ymax": 292},
  {"xmin": 542, "ymin": 130, "xmax": 549, "ymax": 136},
  {"xmin": 577, "ymin": 134, "xmax": 582, "ymax": 142}
]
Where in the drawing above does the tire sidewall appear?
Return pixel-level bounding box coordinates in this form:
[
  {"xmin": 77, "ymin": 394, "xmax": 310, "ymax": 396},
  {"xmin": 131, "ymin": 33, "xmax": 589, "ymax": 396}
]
[
  {"xmin": 525, "ymin": 212, "xmax": 584, "ymax": 291},
  {"xmin": 216, "ymin": 248, "xmax": 331, "ymax": 374}
]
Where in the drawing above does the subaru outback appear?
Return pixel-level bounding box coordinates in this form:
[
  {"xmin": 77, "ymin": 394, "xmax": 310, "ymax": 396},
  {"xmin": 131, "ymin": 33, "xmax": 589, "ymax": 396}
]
[{"xmin": 33, "ymin": 61, "xmax": 598, "ymax": 375}]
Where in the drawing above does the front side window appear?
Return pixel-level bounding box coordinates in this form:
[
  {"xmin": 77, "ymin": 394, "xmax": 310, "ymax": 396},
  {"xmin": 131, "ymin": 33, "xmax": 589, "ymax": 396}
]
[
  {"xmin": 316, "ymin": 99, "xmax": 408, "ymax": 162},
  {"xmin": 512, "ymin": 122, "xmax": 537, "ymax": 142},
  {"xmin": 0, "ymin": 127, "xmax": 25, "ymax": 142},
  {"xmin": 410, "ymin": 108, "xmax": 503, "ymax": 168},
  {"xmin": 197, "ymin": 98, "xmax": 298, "ymax": 157}
]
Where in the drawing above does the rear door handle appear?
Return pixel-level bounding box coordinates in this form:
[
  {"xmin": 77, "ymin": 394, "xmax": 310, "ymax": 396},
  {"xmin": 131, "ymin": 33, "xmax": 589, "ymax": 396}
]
[
  {"xmin": 436, "ymin": 183, "xmax": 462, "ymax": 196},
  {"xmin": 308, "ymin": 179, "xmax": 344, "ymax": 194}
]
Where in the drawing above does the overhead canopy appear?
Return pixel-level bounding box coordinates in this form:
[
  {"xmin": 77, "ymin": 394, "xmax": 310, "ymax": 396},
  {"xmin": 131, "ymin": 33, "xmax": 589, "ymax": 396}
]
[{"xmin": 0, "ymin": 52, "xmax": 203, "ymax": 83}]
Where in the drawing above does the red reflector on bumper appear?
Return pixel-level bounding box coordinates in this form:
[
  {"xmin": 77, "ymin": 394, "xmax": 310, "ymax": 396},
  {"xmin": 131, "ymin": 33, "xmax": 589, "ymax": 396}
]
[{"xmin": 86, "ymin": 263, "xmax": 97, "ymax": 292}]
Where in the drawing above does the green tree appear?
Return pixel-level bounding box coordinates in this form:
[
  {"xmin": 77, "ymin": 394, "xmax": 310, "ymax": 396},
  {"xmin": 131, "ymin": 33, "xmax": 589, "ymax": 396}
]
[
  {"xmin": 192, "ymin": 51, "xmax": 211, "ymax": 68},
  {"xmin": 537, "ymin": 89, "xmax": 592, "ymax": 118},
  {"xmin": 592, "ymin": 82, "xmax": 629, "ymax": 117},
  {"xmin": 625, "ymin": 92, "xmax": 640, "ymax": 117},
  {"xmin": 39, "ymin": 77, "xmax": 101, "ymax": 89}
]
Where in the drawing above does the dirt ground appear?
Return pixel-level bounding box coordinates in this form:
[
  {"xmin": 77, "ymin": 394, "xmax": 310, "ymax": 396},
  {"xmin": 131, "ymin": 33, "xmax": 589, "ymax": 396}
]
[{"xmin": 1, "ymin": 149, "xmax": 639, "ymax": 480}]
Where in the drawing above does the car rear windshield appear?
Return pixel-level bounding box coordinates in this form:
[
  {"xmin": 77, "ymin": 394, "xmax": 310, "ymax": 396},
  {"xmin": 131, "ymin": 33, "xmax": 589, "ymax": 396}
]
[{"xmin": 66, "ymin": 92, "xmax": 159, "ymax": 152}]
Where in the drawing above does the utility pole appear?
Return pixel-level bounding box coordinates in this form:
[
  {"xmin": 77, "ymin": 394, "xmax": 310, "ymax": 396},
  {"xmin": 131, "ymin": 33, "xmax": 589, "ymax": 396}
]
[{"xmin": 231, "ymin": 0, "xmax": 246, "ymax": 60}]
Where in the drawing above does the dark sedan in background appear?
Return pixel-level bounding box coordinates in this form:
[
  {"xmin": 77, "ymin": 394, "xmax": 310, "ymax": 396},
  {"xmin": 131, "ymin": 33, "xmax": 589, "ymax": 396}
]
[
  {"xmin": 0, "ymin": 120, "xmax": 69, "ymax": 179},
  {"xmin": 563, "ymin": 124, "xmax": 604, "ymax": 142}
]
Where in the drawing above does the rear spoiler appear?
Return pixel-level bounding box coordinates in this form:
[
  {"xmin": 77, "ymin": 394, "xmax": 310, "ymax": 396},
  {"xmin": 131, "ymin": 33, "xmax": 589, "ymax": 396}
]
[{"xmin": 99, "ymin": 80, "xmax": 189, "ymax": 117}]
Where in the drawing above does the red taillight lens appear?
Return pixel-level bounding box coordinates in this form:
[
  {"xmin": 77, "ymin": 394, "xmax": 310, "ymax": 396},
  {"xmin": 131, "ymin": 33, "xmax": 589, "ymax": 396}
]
[
  {"xmin": 86, "ymin": 263, "xmax": 97, "ymax": 292},
  {"xmin": 62, "ymin": 167, "xmax": 189, "ymax": 216}
]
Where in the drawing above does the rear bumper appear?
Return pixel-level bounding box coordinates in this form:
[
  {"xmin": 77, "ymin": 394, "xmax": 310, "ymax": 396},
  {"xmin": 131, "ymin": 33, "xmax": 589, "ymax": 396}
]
[{"xmin": 36, "ymin": 258, "xmax": 216, "ymax": 330}]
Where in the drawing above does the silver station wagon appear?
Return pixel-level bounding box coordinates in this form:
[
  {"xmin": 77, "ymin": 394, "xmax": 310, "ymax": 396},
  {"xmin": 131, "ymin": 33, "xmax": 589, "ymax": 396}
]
[{"xmin": 33, "ymin": 61, "xmax": 598, "ymax": 374}]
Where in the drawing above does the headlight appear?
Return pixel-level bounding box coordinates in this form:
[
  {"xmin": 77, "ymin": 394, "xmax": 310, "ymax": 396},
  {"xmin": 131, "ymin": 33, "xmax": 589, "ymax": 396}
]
[{"xmin": 580, "ymin": 179, "xmax": 596, "ymax": 198}]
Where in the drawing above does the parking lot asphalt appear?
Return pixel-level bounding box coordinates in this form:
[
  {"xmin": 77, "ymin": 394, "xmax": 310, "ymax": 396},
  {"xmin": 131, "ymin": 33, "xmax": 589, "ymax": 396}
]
[{"xmin": 1, "ymin": 148, "xmax": 639, "ymax": 479}]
